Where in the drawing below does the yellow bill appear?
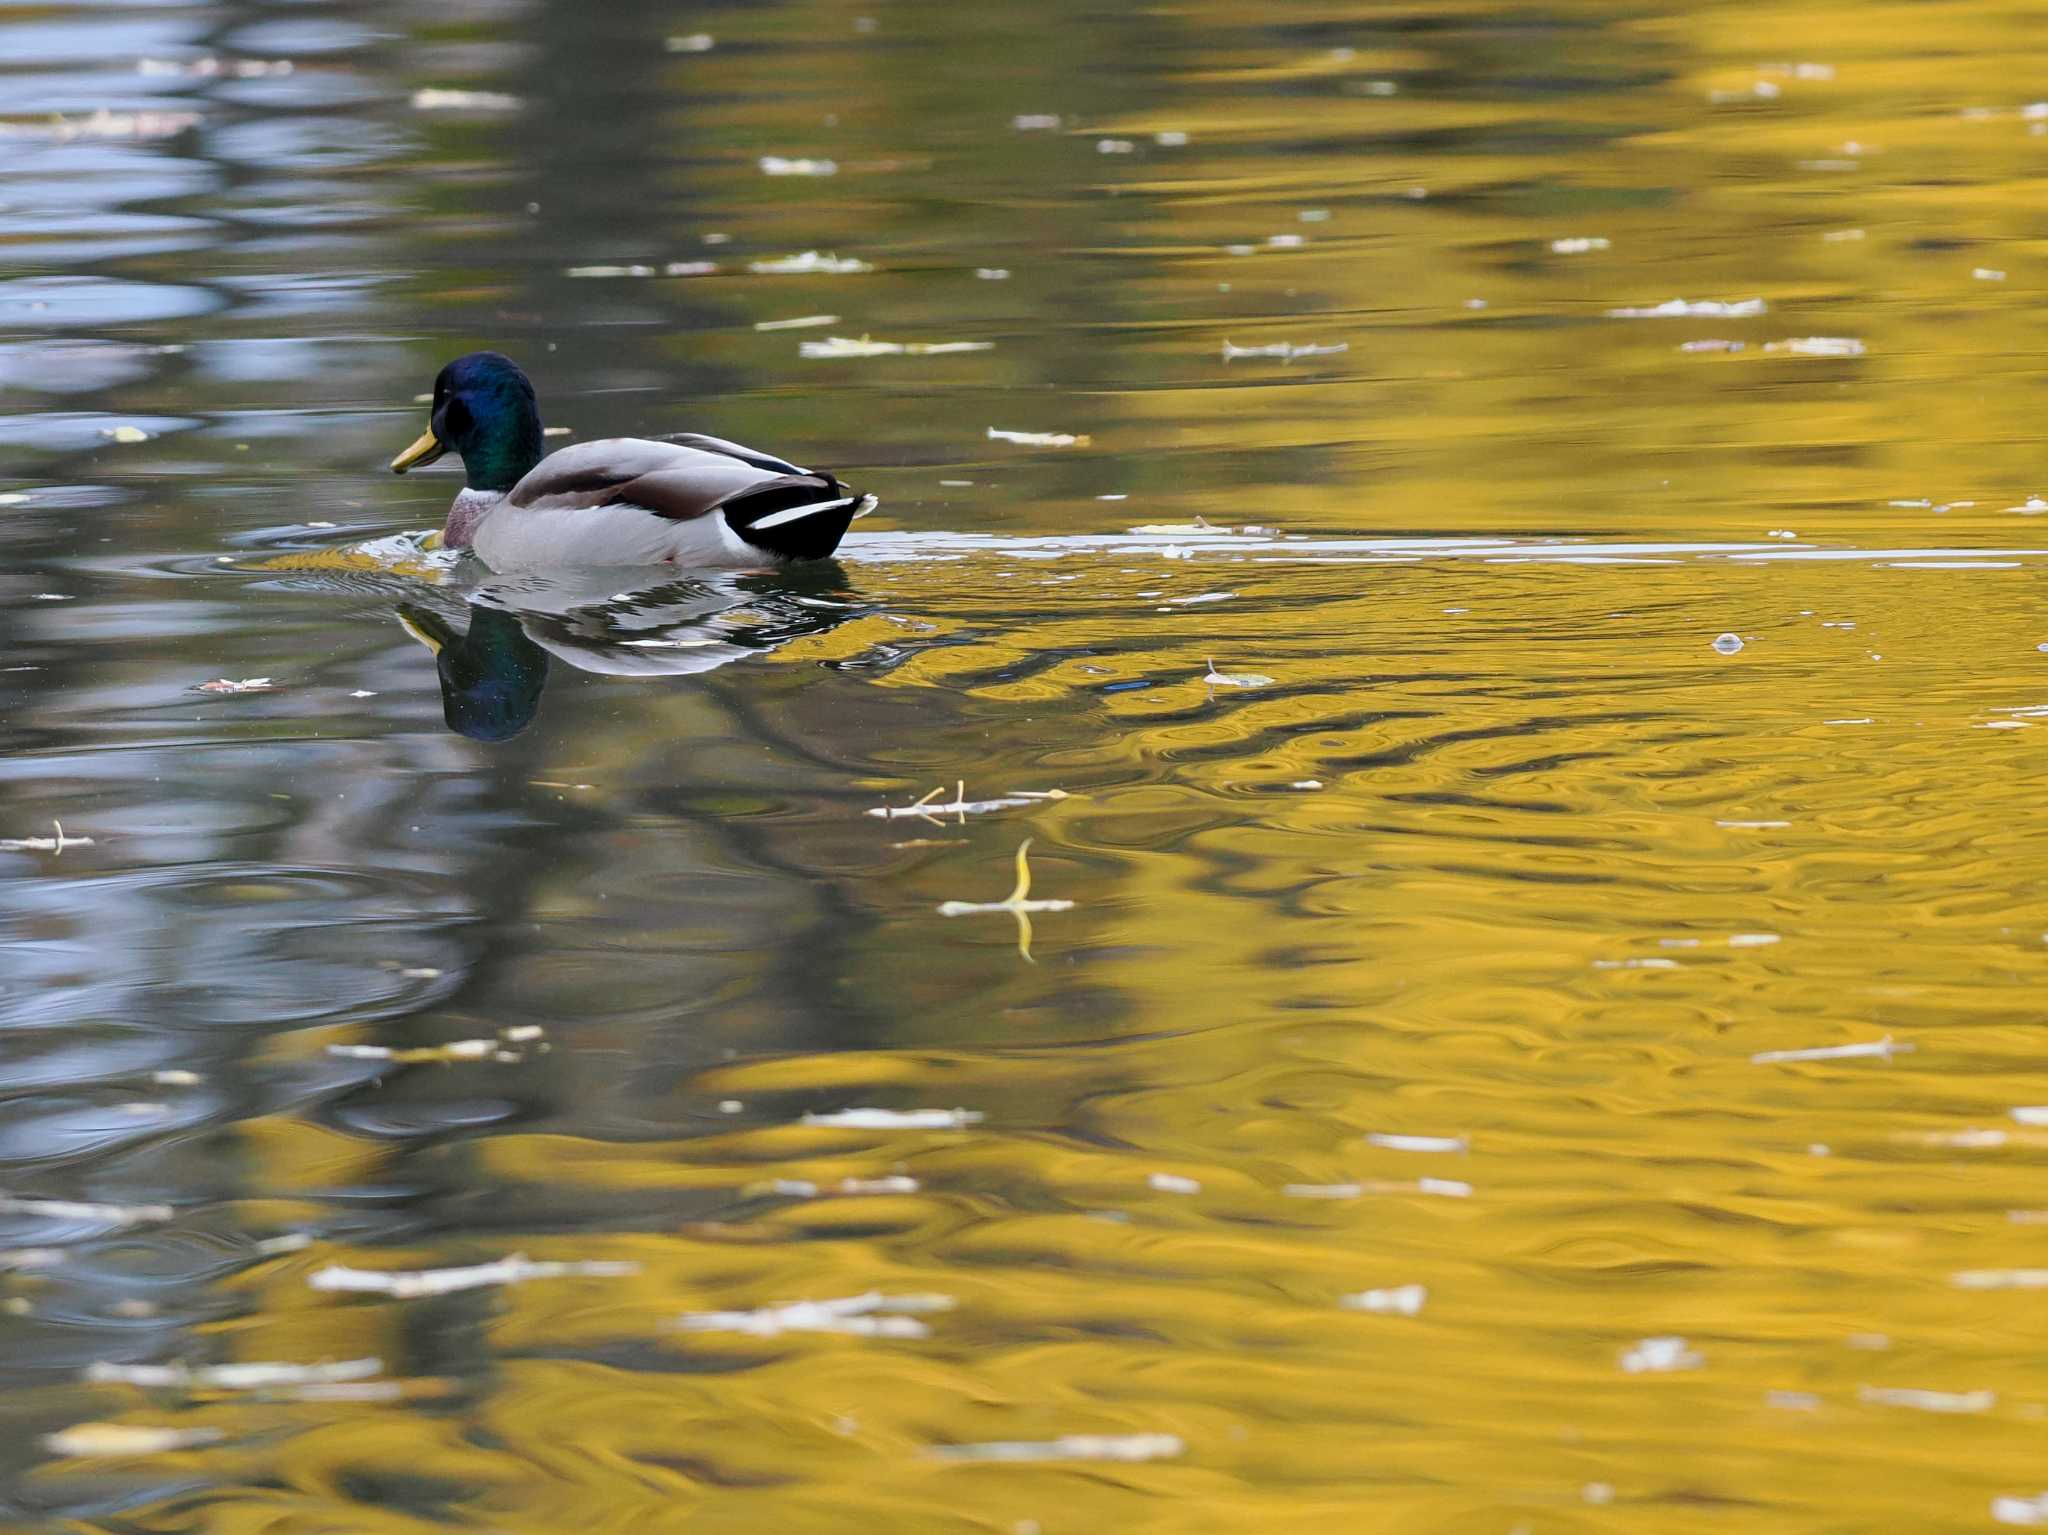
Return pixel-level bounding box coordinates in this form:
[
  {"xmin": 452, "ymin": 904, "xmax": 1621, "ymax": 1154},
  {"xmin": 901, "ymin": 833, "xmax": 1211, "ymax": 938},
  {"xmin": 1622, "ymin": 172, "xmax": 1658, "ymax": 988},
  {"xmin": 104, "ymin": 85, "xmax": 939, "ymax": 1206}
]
[{"xmin": 390, "ymin": 427, "xmax": 444, "ymax": 473}]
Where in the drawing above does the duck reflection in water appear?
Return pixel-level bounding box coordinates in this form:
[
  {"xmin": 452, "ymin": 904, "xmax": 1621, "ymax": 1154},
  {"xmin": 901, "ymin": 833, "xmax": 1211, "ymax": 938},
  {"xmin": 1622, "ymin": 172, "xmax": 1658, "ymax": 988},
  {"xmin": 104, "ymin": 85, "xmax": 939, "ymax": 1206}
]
[{"xmin": 395, "ymin": 563, "xmax": 860, "ymax": 741}]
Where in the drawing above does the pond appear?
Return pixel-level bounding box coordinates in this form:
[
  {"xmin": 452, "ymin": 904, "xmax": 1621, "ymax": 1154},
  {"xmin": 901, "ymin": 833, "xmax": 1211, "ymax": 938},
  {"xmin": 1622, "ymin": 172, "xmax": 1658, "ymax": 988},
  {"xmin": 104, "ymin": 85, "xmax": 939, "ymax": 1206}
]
[{"xmin": 7, "ymin": 0, "xmax": 2048, "ymax": 1530}]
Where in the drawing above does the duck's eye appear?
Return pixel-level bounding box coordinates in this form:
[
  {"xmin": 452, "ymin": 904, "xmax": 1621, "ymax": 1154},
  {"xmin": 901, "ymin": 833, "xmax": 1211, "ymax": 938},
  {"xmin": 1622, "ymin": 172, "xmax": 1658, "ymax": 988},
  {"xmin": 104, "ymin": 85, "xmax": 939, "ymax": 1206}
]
[{"xmin": 440, "ymin": 395, "xmax": 473, "ymax": 442}]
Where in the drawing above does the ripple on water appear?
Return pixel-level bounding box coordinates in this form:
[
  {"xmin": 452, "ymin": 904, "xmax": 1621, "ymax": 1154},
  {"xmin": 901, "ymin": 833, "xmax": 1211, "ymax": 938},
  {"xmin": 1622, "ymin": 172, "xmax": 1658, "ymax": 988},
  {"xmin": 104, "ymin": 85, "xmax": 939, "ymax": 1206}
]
[
  {"xmin": 0, "ymin": 864, "xmax": 472, "ymax": 1033},
  {"xmin": 0, "ymin": 340, "xmax": 168, "ymax": 396},
  {"xmin": 0, "ymin": 275, "xmax": 219, "ymax": 328}
]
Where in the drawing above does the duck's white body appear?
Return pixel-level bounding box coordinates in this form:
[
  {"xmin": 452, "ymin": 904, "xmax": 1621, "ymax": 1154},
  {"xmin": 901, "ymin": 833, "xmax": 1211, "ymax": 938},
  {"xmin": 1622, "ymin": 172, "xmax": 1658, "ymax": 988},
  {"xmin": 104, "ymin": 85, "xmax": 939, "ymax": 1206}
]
[
  {"xmin": 443, "ymin": 436, "xmax": 868, "ymax": 571},
  {"xmin": 456, "ymin": 484, "xmax": 762, "ymax": 570}
]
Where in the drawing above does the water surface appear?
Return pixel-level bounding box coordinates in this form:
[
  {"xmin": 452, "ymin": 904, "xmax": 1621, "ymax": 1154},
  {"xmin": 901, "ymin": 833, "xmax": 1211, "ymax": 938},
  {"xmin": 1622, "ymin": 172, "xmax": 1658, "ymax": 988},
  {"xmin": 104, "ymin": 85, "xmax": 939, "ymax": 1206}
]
[{"xmin": 8, "ymin": 1, "xmax": 2048, "ymax": 1530}]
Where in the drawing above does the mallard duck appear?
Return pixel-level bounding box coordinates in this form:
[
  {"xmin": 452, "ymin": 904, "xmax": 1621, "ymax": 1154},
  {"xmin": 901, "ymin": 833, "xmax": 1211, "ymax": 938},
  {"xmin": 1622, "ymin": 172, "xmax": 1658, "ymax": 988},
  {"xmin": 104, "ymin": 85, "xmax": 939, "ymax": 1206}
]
[{"xmin": 390, "ymin": 351, "xmax": 873, "ymax": 568}]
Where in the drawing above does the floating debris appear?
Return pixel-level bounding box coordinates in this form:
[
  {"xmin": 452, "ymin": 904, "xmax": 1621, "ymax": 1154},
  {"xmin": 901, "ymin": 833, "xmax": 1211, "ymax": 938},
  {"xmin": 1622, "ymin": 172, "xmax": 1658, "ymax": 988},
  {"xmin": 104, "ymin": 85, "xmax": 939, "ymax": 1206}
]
[
  {"xmin": 42, "ymin": 1423, "xmax": 223, "ymax": 1458},
  {"xmin": 85, "ymin": 1357, "xmax": 382, "ymax": 1392},
  {"xmin": 193, "ymin": 677, "xmax": 275, "ymax": 695},
  {"xmin": 763, "ymin": 1175, "xmax": 921, "ymax": 1198},
  {"xmin": 1823, "ymin": 228, "xmax": 1866, "ymax": 242},
  {"xmin": 2013, "ymin": 1107, "xmax": 2048, "ymax": 1125},
  {"xmin": 1096, "ymin": 138, "xmax": 1136, "ymax": 154},
  {"xmin": 666, "ymin": 33, "xmax": 715, "ymax": 51},
  {"xmin": 1012, "ymin": 114, "xmax": 1062, "ymax": 131},
  {"xmin": 1608, "ymin": 298, "xmax": 1766, "ymax": 319},
  {"xmin": 1550, "ymin": 236, "xmax": 1612, "ymax": 254},
  {"xmin": 138, "ymin": 57, "xmax": 294, "ymax": 78},
  {"xmin": 1128, "ymin": 516, "xmax": 1254, "ymax": 535},
  {"xmin": 1156, "ymin": 130, "xmax": 1189, "ymax": 146},
  {"xmin": 1203, "ymin": 659, "xmax": 1273, "ymax": 689},
  {"xmin": 1620, "ymin": 1336, "xmax": 1702, "ymax": 1373},
  {"xmin": 308, "ymin": 1253, "xmax": 638, "ymax": 1298},
  {"xmin": 1955, "ymin": 1268, "xmax": 2048, "ymax": 1292},
  {"xmin": 867, "ymin": 783, "xmax": 1070, "ymax": 824},
  {"xmin": 1858, "ymin": 1385, "xmax": 1994, "ymax": 1414},
  {"xmin": 1765, "ymin": 336, "xmax": 1866, "ymax": 357},
  {"xmin": 755, "ymin": 314, "xmax": 841, "ymax": 331},
  {"xmin": 0, "ymin": 1194, "xmax": 169, "ymax": 1226},
  {"xmin": 1221, "ymin": 340, "xmax": 1348, "ymax": 362},
  {"xmin": 565, "ymin": 262, "xmax": 714, "ymax": 279},
  {"xmin": 988, "ymin": 427, "xmax": 1090, "ymax": 448},
  {"xmin": 800, "ymin": 336, "xmax": 992, "ymax": 359},
  {"xmin": 802, "ymin": 1108, "xmax": 983, "ymax": 1130},
  {"xmin": 678, "ymin": 1290, "xmax": 953, "ymax": 1339},
  {"xmin": 326, "ymin": 1025, "xmax": 544, "ymax": 1066},
  {"xmin": 1713, "ymin": 632, "xmax": 1745, "ymax": 654},
  {"xmin": 760, "ymin": 156, "xmax": 838, "ymax": 176},
  {"xmin": 935, "ymin": 839, "xmax": 1074, "ymax": 960},
  {"xmin": 1976, "ymin": 267, "xmax": 2008, "ymax": 281},
  {"xmin": 1908, "ymin": 1127, "xmax": 2009, "ymax": 1149},
  {"xmin": 1366, "ymin": 1132, "xmax": 1466, "ymax": 1154},
  {"xmin": 0, "ymin": 820, "xmax": 94, "ymax": 854},
  {"xmin": 748, "ymin": 251, "xmax": 874, "ymax": 275},
  {"xmin": 411, "ymin": 88, "xmax": 521, "ymax": 111},
  {"xmin": 1147, "ymin": 1172, "xmax": 1201, "ymax": 1195},
  {"xmin": 0, "ymin": 110, "xmax": 199, "ymax": 143},
  {"xmin": 1680, "ymin": 339, "xmax": 1745, "ymax": 353},
  {"xmin": 928, "ymin": 1433, "xmax": 1183, "ymax": 1464},
  {"xmin": 1767, "ymin": 1390, "xmax": 1822, "ymax": 1411},
  {"xmin": 1341, "ymin": 1284, "xmax": 1427, "ymax": 1316},
  {"xmin": 1751, "ymin": 1036, "xmax": 1910, "ymax": 1065},
  {"xmin": 1998, "ymin": 1494, "xmax": 2048, "ymax": 1526},
  {"xmin": 100, "ymin": 425, "xmax": 150, "ymax": 444},
  {"xmin": 975, "ymin": 267, "xmax": 1011, "ymax": 280}
]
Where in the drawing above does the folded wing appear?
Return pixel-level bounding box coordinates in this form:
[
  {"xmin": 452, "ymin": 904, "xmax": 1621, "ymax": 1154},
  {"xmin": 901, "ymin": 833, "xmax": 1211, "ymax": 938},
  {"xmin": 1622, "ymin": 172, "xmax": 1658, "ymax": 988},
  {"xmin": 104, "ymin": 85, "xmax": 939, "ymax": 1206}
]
[{"xmin": 505, "ymin": 436, "xmax": 863, "ymax": 562}]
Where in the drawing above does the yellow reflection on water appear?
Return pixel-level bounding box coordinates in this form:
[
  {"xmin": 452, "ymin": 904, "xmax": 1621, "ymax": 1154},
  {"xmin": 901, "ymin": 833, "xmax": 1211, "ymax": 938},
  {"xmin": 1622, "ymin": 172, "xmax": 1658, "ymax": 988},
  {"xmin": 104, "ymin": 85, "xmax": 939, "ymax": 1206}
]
[{"xmin": 24, "ymin": 0, "xmax": 2048, "ymax": 1531}]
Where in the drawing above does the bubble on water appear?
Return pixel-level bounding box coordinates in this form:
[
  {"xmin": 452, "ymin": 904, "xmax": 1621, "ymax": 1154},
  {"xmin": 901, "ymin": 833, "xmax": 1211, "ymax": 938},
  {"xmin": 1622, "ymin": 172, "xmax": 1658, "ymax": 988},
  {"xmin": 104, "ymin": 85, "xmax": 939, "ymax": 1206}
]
[{"xmin": 1712, "ymin": 632, "xmax": 1744, "ymax": 654}]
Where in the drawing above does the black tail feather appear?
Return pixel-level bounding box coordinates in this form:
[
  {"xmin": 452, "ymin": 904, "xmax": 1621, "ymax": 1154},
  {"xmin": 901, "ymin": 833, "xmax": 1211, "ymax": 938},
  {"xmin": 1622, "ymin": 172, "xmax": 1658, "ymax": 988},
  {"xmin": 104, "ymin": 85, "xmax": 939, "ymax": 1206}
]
[{"xmin": 720, "ymin": 476, "xmax": 867, "ymax": 562}]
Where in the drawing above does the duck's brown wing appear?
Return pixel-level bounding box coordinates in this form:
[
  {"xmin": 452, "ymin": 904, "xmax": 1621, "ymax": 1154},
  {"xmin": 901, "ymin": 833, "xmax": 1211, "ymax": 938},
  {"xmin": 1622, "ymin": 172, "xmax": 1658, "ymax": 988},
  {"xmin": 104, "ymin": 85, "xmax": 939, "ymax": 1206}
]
[
  {"xmin": 505, "ymin": 438, "xmax": 765, "ymax": 517},
  {"xmin": 649, "ymin": 432, "xmax": 808, "ymax": 476}
]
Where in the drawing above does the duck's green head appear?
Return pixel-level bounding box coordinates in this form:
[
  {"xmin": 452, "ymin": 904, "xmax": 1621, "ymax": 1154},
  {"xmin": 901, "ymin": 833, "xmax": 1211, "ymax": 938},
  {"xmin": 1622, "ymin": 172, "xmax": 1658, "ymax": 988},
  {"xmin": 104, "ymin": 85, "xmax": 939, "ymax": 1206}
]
[{"xmin": 390, "ymin": 351, "xmax": 544, "ymax": 492}]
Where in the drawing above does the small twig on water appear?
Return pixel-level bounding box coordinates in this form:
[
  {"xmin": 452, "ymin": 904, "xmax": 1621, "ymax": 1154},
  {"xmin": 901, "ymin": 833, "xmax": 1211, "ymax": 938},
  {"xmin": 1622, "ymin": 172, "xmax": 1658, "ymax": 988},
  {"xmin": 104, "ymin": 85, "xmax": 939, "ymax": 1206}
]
[
  {"xmin": 936, "ymin": 838, "xmax": 1075, "ymax": 962},
  {"xmin": 0, "ymin": 820, "xmax": 93, "ymax": 854}
]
